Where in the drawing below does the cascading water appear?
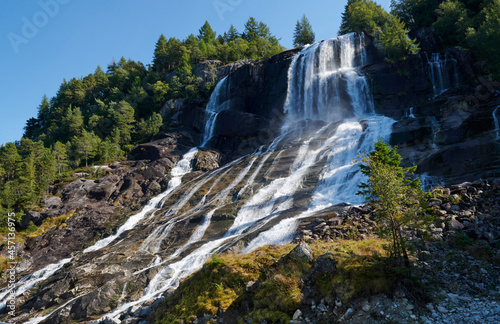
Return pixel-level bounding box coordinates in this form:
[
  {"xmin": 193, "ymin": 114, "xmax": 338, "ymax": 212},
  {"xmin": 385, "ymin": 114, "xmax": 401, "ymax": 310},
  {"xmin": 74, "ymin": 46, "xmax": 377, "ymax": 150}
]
[
  {"xmin": 244, "ymin": 32, "xmax": 395, "ymax": 251},
  {"xmin": 426, "ymin": 116, "xmax": 441, "ymax": 150},
  {"xmin": 405, "ymin": 107, "xmax": 416, "ymax": 119},
  {"xmin": 12, "ymin": 32, "xmax": 399, "ymax": 323},
  {"xmin": 427, "ymin": 52, "xmax": 460, "ymax": 96},
  {"xmin": 493, "ymin": 106, "xmax": 500, "ymax": 141},
  {"xmin": 201, "ymin": 76, "xmax": 229, "ymax": 146},
  {"xmin": 0, "ymin": 146, "xmax": 198, "ymax": 313}
]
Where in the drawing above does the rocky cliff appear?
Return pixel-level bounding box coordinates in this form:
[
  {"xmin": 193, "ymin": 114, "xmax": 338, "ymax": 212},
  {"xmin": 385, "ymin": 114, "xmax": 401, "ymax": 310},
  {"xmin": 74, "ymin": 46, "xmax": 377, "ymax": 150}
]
[{"xmin": 1, "ymin": 33, "xmax": 500, "ymax": 324}]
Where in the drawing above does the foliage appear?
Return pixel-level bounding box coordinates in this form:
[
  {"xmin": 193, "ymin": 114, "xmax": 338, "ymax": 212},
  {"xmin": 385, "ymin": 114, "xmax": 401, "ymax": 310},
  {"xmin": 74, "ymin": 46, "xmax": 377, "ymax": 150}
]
[
  {"xmin": 466, "ymin": 0, "xmax": 500, "ymax": 78},
  {"xmin": 339, "ymin": 0, "xmax": 391, "ymax": 35},
  {"xmin": 358, "ymin": 141, "xmax": 429, "ymax": 267},
  {"xmin": 152, "ymin": 239, "xmax": 413, "ymax": 323},
  {"xmin": 379, "ymin": 16, "xmax": 420, "ymax": 61},
  {"xmin": 293, "ymin": 14, "xmax": 315, "ymax": 46},
  {"xmin": 433, "ymin": 0, "xmax": 471, "ymax": 46},
  {"xmin": 0, "ymin": 140, "xmax": 56, "ymax": 228},
  {"xmin": 391, "ymin": 0, "xmax": 500, "ymax": 77},
  {"xmin": 390, "ymin": 0, "xmax": 442, "ymax": 30},
  {"xmin": 340, "ymin": 0, "xmax": 419, "ymax": 61}
]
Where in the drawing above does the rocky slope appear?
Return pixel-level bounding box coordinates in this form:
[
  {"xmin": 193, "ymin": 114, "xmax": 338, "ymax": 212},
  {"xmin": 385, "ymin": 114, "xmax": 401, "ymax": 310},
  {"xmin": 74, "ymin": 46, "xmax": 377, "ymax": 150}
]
[
  {"xmin": 1, "ymin": 33, "xmax": 499, "ymax": 323},
  {"xmin": 148, "ymin": 180, "xmax": 500, "ymax": 324}
]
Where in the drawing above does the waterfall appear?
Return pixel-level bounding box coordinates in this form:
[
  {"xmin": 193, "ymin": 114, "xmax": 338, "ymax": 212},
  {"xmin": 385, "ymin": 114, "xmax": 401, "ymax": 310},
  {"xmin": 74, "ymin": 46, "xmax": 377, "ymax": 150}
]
[
  {"xmin": 493, "ymin": 106, "xmax": 500, "ymax": 141},
  {"xmin": 244, "ymin": 33, "xmax": 395, "ymax": 252},
  {"xmin": 16, "ymin": 33, "xmax": 400, "ymax": 323},
  {"xmin": 0, "ymin": 147, "xmax": 198, "ymax": 311},
  {"xmin": 201, "ymin": 76, "xmax": 229, "ymax": 146},
  {"xmin": 427, "ymin": 52, "xmax": 460, "ymax": 96},
  {"xmin": 405, "ymin": 107, "xmax": 416, "ymax": 119},
  {"xmin": 426, "ymin": 116, "xmax": 441, "ymax": 150}
]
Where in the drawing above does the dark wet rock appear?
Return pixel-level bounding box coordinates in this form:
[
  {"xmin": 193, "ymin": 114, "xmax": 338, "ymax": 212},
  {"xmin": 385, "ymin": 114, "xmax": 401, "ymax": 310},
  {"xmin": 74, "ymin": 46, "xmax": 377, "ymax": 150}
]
[{"xmin": 216, "ymin": 110, "xmax": 269, "ymax": 138}]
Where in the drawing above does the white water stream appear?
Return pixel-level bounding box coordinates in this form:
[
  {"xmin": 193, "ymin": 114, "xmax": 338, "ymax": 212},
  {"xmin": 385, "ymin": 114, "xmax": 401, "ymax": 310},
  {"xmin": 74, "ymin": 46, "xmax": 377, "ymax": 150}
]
[
  {"xmin": 493, "ymin": 106, "xmax": 500, "ymax": 141},
  {"xmin": 14, "ymin": 32, "xmax": 401, "ymax": 323},
  {"xmin": 0, "ymin": 147, "xmax": 199, "ymax": 312},
  {"xmin": 201, "ymin": 76, "xmax": 229, "ymax": 147},
  {"xmin": 427, "ymin": 52, "xmax": 460, "ymax": 96}
]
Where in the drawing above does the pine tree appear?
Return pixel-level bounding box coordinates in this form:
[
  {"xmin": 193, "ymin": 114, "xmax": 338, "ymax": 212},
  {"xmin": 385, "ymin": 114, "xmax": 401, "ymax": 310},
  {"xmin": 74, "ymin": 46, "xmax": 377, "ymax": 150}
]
[
  {"xmin": 293, "ymin": 14, "xmax": 316, "ymax": 47},
  {"xmin": 94, "ymin": 65, "xmax": 109, "ymax": 98},
  {"xmin": 61, "ymin": 105, "xmax": 84, "ymax": 142},
  {"xmin": 0, "ymin": 143, "xmax": 21, "ymax": 181},
  {"xmin": 379, "ymin": 16, "xmax": 420, "ymax": 61},
  {"xmin": 243, "ymin": 17, "xmax": 260, "ymax": 42},
  {"xmin": 72, "ymin": 130, "xmax": 100, "ymax": 168},
  {"xmin": 36, "ymin": 148, "xmax": 56, "ymax": 195},
  {"xmin": 198, "ymin": 21, "xmax": 216, "ymax": 45},
  {"xmin": 111, "ymin": 101, "xmax": 135, "ymax": 146},
  {"xmin": 153, "ymin": 34, "xmax": 169, "ymax": 72},
  {"xmin": 339, "ymin": 0, "xmax": 390, "ymax": 35},
  {"xmin": 37, "ymin": 95, "xmax": 51, "ymax": 129},
  {"xmin": 228, "ymin": 24, "xmax": 239, "ymax": 42},
  {"xmin": 53, "ymin": 141, "xmax": 68, "ymax": 174},
  {"xmin": 20, "ymin": 152, "xmax": 38, "ymax": 208},
  {"xmin": 358, "ymin": 141, "xmax": 429, "ymax": 267}
]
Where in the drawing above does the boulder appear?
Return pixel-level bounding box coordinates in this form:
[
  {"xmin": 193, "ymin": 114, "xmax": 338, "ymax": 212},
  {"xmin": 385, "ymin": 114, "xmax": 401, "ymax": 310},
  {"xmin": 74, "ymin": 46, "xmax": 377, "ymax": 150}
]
[
  {"xmin": 280, "ymin": 242, "xmax": 314, "ymax": 264},
  {"xmin": 193, "ymin": 149, "xmax": 222, "ymax": 171},
  {"xmin": 145, "ymin": 181, "xmax": 162, "ymax": 197},
  {"xmin": 20, "ymin": 210, "xmax": 45, "ymax": 227},
  {"xmin": 312, "ymin": 252, "xmax": 337, "ymax": 275},
  {"xmin": 447, "ymin": 218, "xmax": 465, "ymax": 231}
]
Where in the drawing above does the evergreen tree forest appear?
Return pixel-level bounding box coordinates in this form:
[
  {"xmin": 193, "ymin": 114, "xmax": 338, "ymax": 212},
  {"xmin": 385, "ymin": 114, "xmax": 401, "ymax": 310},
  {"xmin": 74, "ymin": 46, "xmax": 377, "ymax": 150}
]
[
  {"xmin": 340, "ymin": 0, "xmax": 500, "ymax": 70},
  {"xmin": 2, "ymin": 1, "xmax": 500, "ymax": 229},
  {"xmin": 0, "ymin": 18, "xmax": 285, "ymax": 229}
]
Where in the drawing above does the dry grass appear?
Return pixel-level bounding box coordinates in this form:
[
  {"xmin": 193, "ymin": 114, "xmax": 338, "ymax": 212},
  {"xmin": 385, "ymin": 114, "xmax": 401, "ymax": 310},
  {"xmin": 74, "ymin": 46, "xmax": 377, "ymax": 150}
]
[{"xmin": 152, "ymin": 238, "xmax": 394, "ymax": 324}]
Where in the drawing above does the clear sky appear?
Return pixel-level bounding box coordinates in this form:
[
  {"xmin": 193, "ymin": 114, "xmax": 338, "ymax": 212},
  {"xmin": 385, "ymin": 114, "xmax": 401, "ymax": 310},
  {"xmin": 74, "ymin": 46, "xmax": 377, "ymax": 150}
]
[{"xmin": 0, "ymin": 0, "xmax": 392, "ymax": 146}]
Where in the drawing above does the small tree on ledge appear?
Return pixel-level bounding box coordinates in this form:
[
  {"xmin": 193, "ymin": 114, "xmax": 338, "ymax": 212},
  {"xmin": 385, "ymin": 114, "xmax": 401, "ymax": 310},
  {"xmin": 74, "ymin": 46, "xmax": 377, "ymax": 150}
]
[{"xmin": 357, "ymin": 140, "xmax": 429, "ymax": 267}]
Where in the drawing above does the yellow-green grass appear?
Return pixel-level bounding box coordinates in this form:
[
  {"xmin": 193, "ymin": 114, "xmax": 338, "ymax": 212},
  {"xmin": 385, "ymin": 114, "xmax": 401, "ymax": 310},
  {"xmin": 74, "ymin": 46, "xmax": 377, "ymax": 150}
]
[{"xmin": 153, "ymin": 238, "xmax": 394, "ymax": 324}]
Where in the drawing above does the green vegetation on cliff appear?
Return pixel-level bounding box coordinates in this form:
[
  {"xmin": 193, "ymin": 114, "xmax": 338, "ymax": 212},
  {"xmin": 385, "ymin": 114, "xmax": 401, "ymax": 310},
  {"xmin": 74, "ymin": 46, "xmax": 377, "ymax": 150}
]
[
  {"xmin": 152, "ymin": 239, "xmax": 395, "ymax": 324},
  {"xmin": 340, "ymin": 0, "xmax": 420, "ymax": 61},
  {"xmin": 293, "ymin": 14, "xmax": 316, "ymax": 47},
  {"xmin": 0, "ymin": 18, "xmax": 284, "ymax": 229},
  {"xmin": 391, "ymin": 0, "xmax": 500, "ymax": 77}
]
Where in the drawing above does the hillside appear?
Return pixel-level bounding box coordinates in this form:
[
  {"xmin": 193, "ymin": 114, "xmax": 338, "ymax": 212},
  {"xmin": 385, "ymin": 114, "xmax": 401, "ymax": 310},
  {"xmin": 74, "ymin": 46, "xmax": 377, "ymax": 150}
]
[{"xmin": 1, "ymin": 1, "xmax": 500, "ymax": 323}]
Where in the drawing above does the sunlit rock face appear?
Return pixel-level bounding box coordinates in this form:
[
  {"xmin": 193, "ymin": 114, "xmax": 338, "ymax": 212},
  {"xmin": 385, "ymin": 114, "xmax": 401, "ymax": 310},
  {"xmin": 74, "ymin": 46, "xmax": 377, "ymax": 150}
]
[{"xmin": 2, "ymin": 32, "xmax": 500, "ymax": 323}]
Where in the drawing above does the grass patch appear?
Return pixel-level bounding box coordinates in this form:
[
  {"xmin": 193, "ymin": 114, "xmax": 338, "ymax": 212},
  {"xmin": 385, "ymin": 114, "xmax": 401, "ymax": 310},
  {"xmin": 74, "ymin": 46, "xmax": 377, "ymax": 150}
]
[
  {"xmin": 152, "ymin": 239, "xmax": 405, "ymax": 324},
  {"xmin": 25, "ymin": 210, "xmax": 76, "ymax": 238},
  {"xmin": 0, "ymin": 209, "xmax": 77, "ymax": 278}
]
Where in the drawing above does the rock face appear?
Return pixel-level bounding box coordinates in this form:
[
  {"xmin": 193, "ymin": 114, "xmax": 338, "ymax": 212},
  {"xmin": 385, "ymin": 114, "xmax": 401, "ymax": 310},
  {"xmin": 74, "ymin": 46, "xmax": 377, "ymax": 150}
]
[
  {"xmin": 208, "ymin": 48, "xmax": 301, "ymax": 158},
  {"xmin": 366, "ymin": 47, "xmax": 500, "ymax": 184},
  {"xmin": 14, "ymin": 132, "xmax": 195, "ymax": 275},
  {"xmin": 280, "ymin": 242, "xmax": 314, "ymax": 264},
  {"xmin": 129, "ymin": 131, "xmax": 195, "ymax": 162},
  {"xmin": 193, "ymin": 148, "xmax": 221, "ymax": 171},
  {"xmin": 3, "ymin": 35, "xmax": 500, "ymax": 324}
]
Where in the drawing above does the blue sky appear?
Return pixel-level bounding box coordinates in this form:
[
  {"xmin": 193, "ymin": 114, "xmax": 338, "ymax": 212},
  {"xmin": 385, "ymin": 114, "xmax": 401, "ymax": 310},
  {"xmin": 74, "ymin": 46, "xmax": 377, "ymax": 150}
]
[{"xmin": 0, "ymin": 0, "xmax": 392, "ymax": 145}]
